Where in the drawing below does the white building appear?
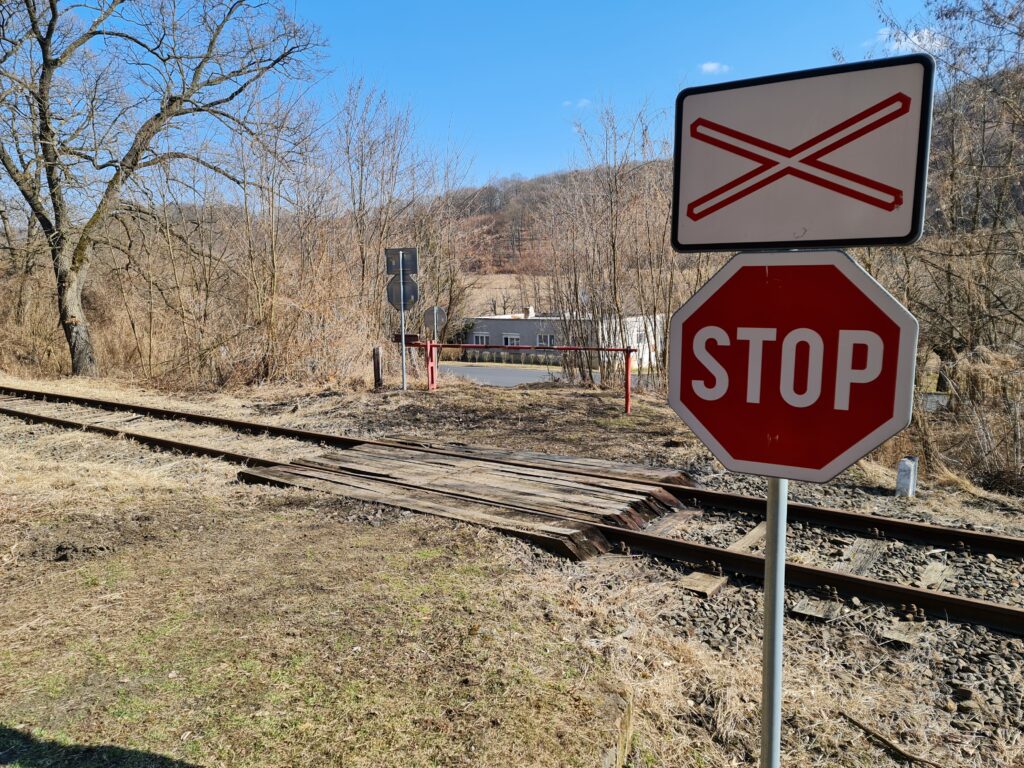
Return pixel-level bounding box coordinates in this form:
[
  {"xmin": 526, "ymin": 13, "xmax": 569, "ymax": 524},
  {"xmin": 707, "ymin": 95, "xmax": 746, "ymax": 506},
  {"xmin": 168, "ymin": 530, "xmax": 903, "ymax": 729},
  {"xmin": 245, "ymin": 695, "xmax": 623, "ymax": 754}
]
[{"xmin": 464, "ymin": 307, "xmax": 663, "ymax": 369}]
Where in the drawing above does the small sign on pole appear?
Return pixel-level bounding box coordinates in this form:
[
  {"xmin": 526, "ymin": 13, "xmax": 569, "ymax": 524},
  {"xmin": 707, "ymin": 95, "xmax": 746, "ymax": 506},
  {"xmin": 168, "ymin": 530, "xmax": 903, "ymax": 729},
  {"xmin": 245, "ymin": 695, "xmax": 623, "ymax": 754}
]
[
  {"xmin": 386, "ymin": 276, "xmax": 419, "ymax": 310},
  {"xmin": 672, "ymin": 54, "xmax": 934, "ymax": 252},
  {"xmin": 423, "ymin": 306, "xmax": 448, "ymax": 341},
  {"xmin": 384, "ymin": 248, "xmax": 418, "ymax": 276},
  {"xmin": 385, "ymin": 248, "xmax": 419, "ymax": 390}
]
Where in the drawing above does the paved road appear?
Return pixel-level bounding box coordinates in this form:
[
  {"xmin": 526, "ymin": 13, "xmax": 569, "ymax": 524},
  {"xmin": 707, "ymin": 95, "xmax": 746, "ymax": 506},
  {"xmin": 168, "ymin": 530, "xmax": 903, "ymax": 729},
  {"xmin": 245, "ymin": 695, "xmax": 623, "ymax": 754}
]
[
  {"xmin": 439, "ymin": 363, "xmax": 652, "ymax": 388},
  {"xmin": 440, "ymin": 363, "xmax": 559, "ymax": 387}
]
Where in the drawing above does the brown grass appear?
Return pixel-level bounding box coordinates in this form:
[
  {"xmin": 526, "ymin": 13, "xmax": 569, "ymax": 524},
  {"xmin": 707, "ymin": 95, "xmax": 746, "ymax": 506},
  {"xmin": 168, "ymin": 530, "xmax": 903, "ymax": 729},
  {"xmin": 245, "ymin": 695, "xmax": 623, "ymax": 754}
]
[
  {"xmin": 1, "ymin": 374, "xmax": 1022, "ymax": 767},
  {"xmin": 0, "ymin": 419, "xmax": 624, "ymax": 767}
]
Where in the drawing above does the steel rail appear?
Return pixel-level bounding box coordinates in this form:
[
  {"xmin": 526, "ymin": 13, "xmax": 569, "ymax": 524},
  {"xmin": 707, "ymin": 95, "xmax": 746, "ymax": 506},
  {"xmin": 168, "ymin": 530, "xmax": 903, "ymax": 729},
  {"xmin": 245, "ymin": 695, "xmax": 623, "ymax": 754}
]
[
  {"xmin": 1, "ymin": 394, "xmax": 1022, "ymax": 634},
  {"xmin": 601, "ymin": 524, "xmax": 1024, "ymax": 636},
  {"xmin": 0, "ymin": 404, "xmax": 281, "ymax": 468},
  {"xmin": 2, "ymin": 384, "xmax": 1023, "ymax": 559},
  {"xmin": 664, "ymin": 485, "xmax": 1024, "ymax": 559}
]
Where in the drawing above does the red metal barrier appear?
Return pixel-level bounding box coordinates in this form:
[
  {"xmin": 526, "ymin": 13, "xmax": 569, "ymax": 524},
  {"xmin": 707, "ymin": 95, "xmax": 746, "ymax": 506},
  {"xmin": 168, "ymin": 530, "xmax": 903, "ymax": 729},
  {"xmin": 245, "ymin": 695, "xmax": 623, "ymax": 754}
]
[{"xmin": 409, "ymin": 342, "xmax": 635, "ymax": 414}]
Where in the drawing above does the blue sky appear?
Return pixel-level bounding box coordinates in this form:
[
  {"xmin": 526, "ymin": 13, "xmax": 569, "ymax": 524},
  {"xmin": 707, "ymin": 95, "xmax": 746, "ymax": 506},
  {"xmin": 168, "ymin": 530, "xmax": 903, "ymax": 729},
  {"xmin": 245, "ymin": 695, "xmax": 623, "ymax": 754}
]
[{"xmin": 297, "ymin": 1, "xmax": 930, "ymax": 186}]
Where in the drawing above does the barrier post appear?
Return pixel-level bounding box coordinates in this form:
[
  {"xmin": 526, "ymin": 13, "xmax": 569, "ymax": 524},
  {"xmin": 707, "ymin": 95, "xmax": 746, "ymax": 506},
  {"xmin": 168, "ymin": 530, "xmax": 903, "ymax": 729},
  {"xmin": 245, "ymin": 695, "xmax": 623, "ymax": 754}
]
[
  {"xmin": 624, "ymin": 347, "xmax": 633, "ymax": 414},
  {"xmin": 434, "ymin": 340, "xmax": 440, "ymax": 391},
  {"xmin": 372, "ymin": 346, "xmax": 383, "ymax": 389},
  {"xmin": 426, "ymin": 340, "xmax": 438, "ymax": 391}
]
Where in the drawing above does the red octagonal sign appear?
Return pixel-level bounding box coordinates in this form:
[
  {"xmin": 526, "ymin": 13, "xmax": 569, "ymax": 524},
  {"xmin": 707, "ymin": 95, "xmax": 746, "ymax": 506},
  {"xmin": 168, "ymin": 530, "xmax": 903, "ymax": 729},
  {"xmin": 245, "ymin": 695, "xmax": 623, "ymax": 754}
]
[{"xmin": 668, "ymin": 251, "xmax": 918, "ymax": 482}]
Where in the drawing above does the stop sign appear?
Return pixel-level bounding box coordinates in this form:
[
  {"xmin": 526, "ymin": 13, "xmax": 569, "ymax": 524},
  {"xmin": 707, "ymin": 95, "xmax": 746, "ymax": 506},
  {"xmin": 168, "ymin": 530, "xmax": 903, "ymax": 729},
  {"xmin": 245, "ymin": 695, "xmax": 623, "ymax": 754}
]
[{"xmin": 668, "ymin": 250, "xmax": 918, "ymax": 482}]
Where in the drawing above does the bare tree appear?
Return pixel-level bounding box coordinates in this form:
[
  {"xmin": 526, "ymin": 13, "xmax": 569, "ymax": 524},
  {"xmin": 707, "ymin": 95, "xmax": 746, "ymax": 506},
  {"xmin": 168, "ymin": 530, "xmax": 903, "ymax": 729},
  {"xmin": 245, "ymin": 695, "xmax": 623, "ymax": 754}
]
[
  {"xmin": 333, "ymin": 79, "xmax": 420, "ymax": 335},
  {"xmin": 0, "ymin": 0, "xmax": 319, "ymax": 374},
  {"xmin": 540, "ymin": 105, "xmax": 699, "ymax": 384},
  {"xmin": 877, "ymin": 0, "xmax": 1024, "ymax": 488}
]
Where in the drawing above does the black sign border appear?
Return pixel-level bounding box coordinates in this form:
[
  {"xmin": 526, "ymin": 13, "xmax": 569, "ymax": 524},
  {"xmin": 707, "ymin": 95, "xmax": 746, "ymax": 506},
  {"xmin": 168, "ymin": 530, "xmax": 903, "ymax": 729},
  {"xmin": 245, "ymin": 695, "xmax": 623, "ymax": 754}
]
[{"xmin": 671, "ymin": 53, "xmax": 935, "ymax": 253}]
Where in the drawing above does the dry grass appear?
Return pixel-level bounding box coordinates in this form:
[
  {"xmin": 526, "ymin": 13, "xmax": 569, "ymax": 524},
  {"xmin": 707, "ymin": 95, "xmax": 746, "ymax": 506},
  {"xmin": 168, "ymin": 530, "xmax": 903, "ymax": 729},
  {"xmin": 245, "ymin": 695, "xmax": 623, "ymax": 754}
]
[
  {"xmin": 1, "ymin": 374, "xmax": 1022, "ymax": 767},
  {"xmin": 0, "ymin": 419, "xmax": 624, "ymax": 767},
  {"xmin": 552, "ymin": 556, "xmax": 1023, "ymax": 767}
]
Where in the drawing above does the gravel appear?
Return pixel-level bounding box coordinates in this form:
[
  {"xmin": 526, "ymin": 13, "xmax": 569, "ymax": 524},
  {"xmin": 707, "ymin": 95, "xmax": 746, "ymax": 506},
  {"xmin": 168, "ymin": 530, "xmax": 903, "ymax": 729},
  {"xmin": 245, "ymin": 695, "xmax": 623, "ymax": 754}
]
[{"xmin": 636, "ymin": 457, "xmax": 1024, "ymax": 765}]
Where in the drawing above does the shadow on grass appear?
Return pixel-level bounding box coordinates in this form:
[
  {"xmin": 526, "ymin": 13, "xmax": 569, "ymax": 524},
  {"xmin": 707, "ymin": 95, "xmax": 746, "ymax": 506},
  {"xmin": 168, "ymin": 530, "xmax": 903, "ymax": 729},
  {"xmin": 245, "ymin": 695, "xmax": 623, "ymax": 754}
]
[{"xmin": 0, "ymin": 727, "xmax": 200, "ymax": 767}]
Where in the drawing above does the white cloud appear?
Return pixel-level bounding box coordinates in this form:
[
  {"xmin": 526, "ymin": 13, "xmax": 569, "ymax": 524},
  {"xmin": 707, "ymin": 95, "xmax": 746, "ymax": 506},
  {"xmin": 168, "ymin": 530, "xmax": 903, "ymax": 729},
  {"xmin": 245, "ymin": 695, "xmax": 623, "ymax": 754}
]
[
  {"xmin": 700, "ymin": 61, "xmax": 731, "ymax": 75},
  {"xmin": 562, "ymin": 100, "xmax": 573, "ymax": 107},
  {"xmin": 876, "ymin": 26, "xmax": 945, "ymax": 54},
  {"xmin": 576, "ymin": 98, "xmax": 591, "ymax": 109}
]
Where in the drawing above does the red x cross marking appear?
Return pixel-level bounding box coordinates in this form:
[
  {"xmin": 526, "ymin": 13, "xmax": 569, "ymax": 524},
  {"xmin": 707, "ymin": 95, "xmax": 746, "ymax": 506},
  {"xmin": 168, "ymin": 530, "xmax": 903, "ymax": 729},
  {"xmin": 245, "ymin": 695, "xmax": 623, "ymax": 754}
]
[{"xmin": 686, "ymin": 93, "xmax": 912, "ymax": 221}]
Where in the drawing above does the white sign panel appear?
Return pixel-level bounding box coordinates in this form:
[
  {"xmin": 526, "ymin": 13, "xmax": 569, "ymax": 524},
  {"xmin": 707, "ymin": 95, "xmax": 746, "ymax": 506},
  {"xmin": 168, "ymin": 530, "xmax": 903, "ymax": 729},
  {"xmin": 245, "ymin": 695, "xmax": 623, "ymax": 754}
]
[{"xmin": 672, "ymin": 55, "xmax": 934, "ymax": 252}]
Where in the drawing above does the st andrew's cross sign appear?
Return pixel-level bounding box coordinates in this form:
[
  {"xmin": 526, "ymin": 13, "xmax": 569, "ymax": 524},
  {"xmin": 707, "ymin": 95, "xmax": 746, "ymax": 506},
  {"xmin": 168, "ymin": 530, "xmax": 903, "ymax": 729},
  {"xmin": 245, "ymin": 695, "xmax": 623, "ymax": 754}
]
[{"xmin": 672, "ymin": 54, "xmax": 934, "ymax": 252}]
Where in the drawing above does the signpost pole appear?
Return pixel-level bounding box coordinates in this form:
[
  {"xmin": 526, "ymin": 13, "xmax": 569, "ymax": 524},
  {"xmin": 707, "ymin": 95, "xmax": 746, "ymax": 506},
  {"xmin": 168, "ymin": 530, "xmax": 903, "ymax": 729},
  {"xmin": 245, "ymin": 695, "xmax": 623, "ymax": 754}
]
[
  {"xmin": 760, "ymin": 476, "xmax": 788, "ymax": 768},
  {"xmin": 399, "ymin": 250, "xmax": 408, "ymax": 391},
  {"xmin": 433, "ymin": 313, "xmax": 440, "ymax": 383},
  {"xmin": 624, "ymin": 348, "xmax": 632, "ymax": 415}
]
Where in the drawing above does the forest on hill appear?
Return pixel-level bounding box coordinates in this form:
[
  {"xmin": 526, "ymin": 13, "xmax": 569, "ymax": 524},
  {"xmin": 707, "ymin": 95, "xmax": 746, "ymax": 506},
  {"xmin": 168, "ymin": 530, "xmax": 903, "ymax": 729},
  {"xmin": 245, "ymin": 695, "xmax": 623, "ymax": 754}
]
[{"xmin": 0, "ymin": 0, "xmax": 1021, "ymax": 490}]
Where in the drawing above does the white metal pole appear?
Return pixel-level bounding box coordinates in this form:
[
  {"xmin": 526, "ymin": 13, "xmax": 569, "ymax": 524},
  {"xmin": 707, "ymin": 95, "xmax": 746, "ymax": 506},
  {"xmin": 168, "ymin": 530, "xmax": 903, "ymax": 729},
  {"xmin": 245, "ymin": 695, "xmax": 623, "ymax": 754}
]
[
  {"xmin": 761, "ymin": 476, "xmax": 788, "ymax": 768},
  {"xmin": 399, "ymin": 250, "xmax": 407, "ymax": 391}
]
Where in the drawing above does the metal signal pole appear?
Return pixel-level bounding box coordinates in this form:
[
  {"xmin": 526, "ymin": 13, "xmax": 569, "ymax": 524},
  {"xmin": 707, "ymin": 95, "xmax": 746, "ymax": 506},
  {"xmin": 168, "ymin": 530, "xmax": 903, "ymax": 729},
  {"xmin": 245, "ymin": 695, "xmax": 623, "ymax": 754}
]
[{"xmin": 760, "ymin": 477, "xmax": 788, "ymax": 768}]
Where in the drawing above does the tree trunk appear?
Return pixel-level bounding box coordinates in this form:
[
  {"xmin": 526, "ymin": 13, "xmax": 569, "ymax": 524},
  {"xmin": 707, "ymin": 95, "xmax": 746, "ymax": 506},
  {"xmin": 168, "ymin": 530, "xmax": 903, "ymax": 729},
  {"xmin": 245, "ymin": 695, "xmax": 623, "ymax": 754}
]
[{"xmin": 52, "ymin": 245, "xmax": 97, "ymax": 376}]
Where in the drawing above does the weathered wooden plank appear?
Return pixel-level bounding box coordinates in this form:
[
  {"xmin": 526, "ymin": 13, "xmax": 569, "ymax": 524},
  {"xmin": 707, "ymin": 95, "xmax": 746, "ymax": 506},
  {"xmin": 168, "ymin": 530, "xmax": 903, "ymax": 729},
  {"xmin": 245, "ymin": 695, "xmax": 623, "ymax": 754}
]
[
  {"xmin": 340, "ymin": 446, "xmax": 684, "ymax": 518},
  {"xmin": 844, "ymin": 538, "xmax": 888, "ymax": 571},
  {"xmin": 644, "ymin": 508, "xmax": 703, "ymax": 537},
  {"xmin": 916, "ymin": 561, "xmax": 957, "ymax": 591},
  {"xmin": 677, "ymin": 571, "xmax": 730, "ymax": 599},
  {"xmin": 792, "ymin": 538, "xmax": 887, "ymax": 621},
  {"xmin": 377, "ymin": 442, "xmax": 689, "ymax": 484},
  {"xmin": 282, "ymin": 463, "xmax": 626, "ymax": 539},
  {"xmin": 290, "ymin": 457, "xmax": 644, "ymax": 529},
  {"xmin": 348, "ymin": 445, "xmax": 673, "ymax": 499},
  {"xmin": 238, "ymin": 465, "xmax": 610, "ymax": 561},
  {"xmin": 348, "ymin": 451, "xmax": 646, "ymax": 508},
  {"xmin": 299, "ymin": 452, "xmax": 645, "ymax": 514},
  {"xmin": 791, "ymin": 595, "xmax": 847, "ymax": 621},
  {"xmin": 303, "ymin": 449, "xmax": 679, "ymax": 526},
  {"xmin": 878, "ymin": 622, "xmax": 927, "ymax": 648},
  {"xmin": 731, "ymin": 523, "xmax": 770, "ymax": 552}
]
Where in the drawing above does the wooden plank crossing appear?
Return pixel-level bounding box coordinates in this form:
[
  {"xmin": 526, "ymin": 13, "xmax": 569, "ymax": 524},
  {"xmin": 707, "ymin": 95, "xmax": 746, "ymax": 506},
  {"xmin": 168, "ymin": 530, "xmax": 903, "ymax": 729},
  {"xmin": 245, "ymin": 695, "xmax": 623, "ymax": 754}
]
[
  {"xmin": 381, "ymin": 440, "xmax": 691, "ymax": 485},
  {"xmin": 239, "ymin": 464, "xmax": 611, "ymax": 560},
  {"xmin": 237, "ymin": 442, "xmax": 692, "ymax": 561}
]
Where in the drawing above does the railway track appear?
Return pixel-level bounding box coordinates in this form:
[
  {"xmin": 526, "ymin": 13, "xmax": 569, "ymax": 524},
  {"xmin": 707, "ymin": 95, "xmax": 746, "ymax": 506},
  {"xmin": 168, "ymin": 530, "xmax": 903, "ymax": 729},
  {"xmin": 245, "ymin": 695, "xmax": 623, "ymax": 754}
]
[{"xmin": 1, "ymin": 383, "xmax": 1022, "ymax": 635}]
